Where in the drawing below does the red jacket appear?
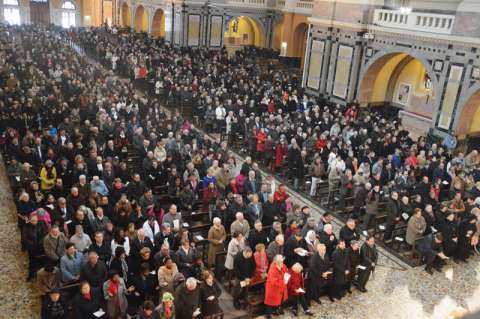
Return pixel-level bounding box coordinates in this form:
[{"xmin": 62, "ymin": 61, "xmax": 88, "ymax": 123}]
[
  {"xmin": 287, "ymin": 268, "xmax": 305, "ymax": 297},
  {"xmin": 275, "ymin": 143, "xmax": 287, "ymax": 168},
  {"xmin": 256, "ymin": 131, "xmax": 267, "ymax": 152},
  {"xmin": 264, "ymin": 264, "xmax": 288, "ymax": 306}
]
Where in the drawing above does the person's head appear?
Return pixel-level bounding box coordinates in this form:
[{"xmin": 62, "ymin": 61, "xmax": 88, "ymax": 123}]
[
  {"xmin": 446, "ymin": 212, "xmax": 455, "ymax": 222},
  {"xmin": 337, "ymin": 240, "xmax": 346, "ymax": 250},
  {"xmin": 29, "ymin": 213, "xmax": 38, "ymax": 225},
  {"xmin": 254, "ymin": 220, "xmax": 262, "ymax": 231},
  {"xmin": 65, "ymin": 242, "xmax": 76, "ymax": 256},
  {"xmin": 79, "ymin": 281, "xmax": 91, "ymax": 295},
  {"xmin": 324, "ymin": 223, "xmax": 333, "ymax": 235},
  {"xmin": 425, "ymin": 204, "xmax": 433, "ymax": 213},
  {"xmin": 164, "ymin": 256, "xmax": 174, "ymax": 269},
  {"xmin": 186, "ymin": 277, "xmax": 197, "ymax": 291},
  {"xmin": 291, "ymin": 262, "xmax": 303, "ymax": 274},
  {"xmin": 414, "ymin": 208, "xmax": 422, "ymax": 217},
  {"xmin": 213, "ymin": 217, "xmax": 222, "ymax": 228},
  {"xmin": 87, "ymin": 251, "xmax": 99, "ymax": 265},
  {"xmin": 115, "ymin": 246, "xmax": 126, "ymax": 259},
  {"xmin": 273, "ymin": 254, "xmax": 284, "ymax": 267},
  {"xmin": 202, "ymin": 270, "xmax": 214, "ymax": 285},
  {"xmin": 235, "ymin": 212, "xmax": 244, "ymax": 221},
  {"xmin": 162, "ymin": 292, "xmax": 174, "ymax": 306},
  {"xmin": 140, "ymin": 247, "xmax": 151, "ymax": 260},
  {"xmin": 366, "ymin": 235, "xmax": 375, "ymax": 247},
  {"xmin": 181, "ymin": 238, "xmax": 190, "ymax": 249},
  {"xmin": 169, "ymin": 204, "xmax": 177, "ymax": 215},
  {"xmin": 323, "ymin": 212, "xmax": 333, "ymax": 223},
  {"xmin": 142, "ymin": 300, "xmax": 156, "ymax": 316},
  {"xmin": 243, "ymin": 246, "xmax": 253, "ymax": 258},
  {"xmin": 294, "ymin": 229, "xmax": 303, "ymax": 241},
  {"xmin": 107, "ymin": 270, "xmax": 120, "ymax": 283},
  {"xmin": 94, "ymin": 231, "xmax": 104, "ymax": 244},
  {"xmin": 275, "ymin": 234, "xmax": 284, "ymax": 246},
  {"xmin": 75, "ymin": 224, "xmax": 84, "ymax": 236},
  {"xmin": 49, "ymin": 288, "xmax": 61, "ymax": 302},
  {"xmin": 317, "ymin": 243, "xmax": 327, "ymax": 257},
  {"xmin": 346, "ymin": 218, "xmax": 355, "ymax": 230},
  {"xmin": 351, "ymin": 240, "xmax": 360, "ymax": 251},
  {"xmin": 391, "ymin": 191, "xmax": 398, "ymax": 200}
]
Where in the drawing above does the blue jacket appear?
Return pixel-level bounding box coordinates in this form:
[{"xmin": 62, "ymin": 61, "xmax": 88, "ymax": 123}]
[{"xmin": 60, "ymin": 251, "xmax": 84, "ymax": 283}]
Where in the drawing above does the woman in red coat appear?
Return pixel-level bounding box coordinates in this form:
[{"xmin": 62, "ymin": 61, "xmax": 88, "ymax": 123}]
[
  {"xmin": 251, "ymin": 243, "xmax": 268, "ymax": 284},
  {"xmin": 256, "ymin": 128, "xmax": 267, "ymax": 159},
  {"xmin": 287, "ymin": 263, "xmax": 313, "ymax": 316},
  {"xmin": 264, "ymin": 255, "xmax": 288, "ymax": 318},
  {"xmin": 274, "ymin": 139, "xmax": 287, "ymax": 173}
]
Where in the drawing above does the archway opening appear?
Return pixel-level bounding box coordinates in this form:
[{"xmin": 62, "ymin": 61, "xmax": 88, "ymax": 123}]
[
  {"xmin": 292, "ymin": 23, "xmax": 308, "ymax": 66},
  {"xmin": 134, "ymin": 5, "xmax": 148, "ymax": 32},
  {"xmin": 358, "ymin": 52, "xmax": 435, "ymax": 118},
  {"xmin": 456, "ymin": 90, "xmax": 480, "ymax": 137},
  {"xmin": 151, "ymin": 9, "xmax": 165, "ymax": 38},
  {"xmin": 224, "ymin": 16, "xmax": 264, "ymax": 49},
  {"xmin": 121, "ymin": 2, "xmax": 130, "ymax": 28}
]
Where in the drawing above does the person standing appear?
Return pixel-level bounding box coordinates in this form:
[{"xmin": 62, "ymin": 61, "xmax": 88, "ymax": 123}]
[
  {"xmin": 199, "ymin": 270, "xmax": 223, "ymax": 317},
  {"xmin": 331, "ymin": 240, "xmax": 350, "ymax": 300},
  {"xmin": 264, "ymin": 255, "xmax": 288, "ymax": 318},
  {"xmin": 174, "ymin": 277, "xmax": 202, "ymax": 319},
  {"xmin": 103, "ymin": 270, "xmax": 130, "ymax": 318},
  {"xmin": 345, "ymin": 240, "xmax": 360, "ymax": 293},
  {"xmin": 232, "ymin": 247, "xmax": 256, "ymax": 309},
  {"xmin": 356, "ymin": 236, "xmax": 378, "ymax": 292},
  {"xmin": 287, "ymin": 262, "xmax": 313, "ymax": 317},
  {"xmin": 207, "ymin": 217, "xmax": 226, "ymax": 268},
  {"xmin": 305, "ymin": 243, "xmax": 331, "ymax": 304},
  {"xmin": 384, "ymin": 191, "xmax": 400, "ymax": 243},
  {"xmin": 23, "ymin": 213, "xmax": 47, "ymax": 281}
]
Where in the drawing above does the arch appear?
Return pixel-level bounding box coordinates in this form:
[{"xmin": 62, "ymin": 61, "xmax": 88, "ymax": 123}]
[
  {"xmin": 292, "ymin": 22, "xmax": 308, "ymax": 64},
  {"xmin": 61, "ymin": 1, "xmax": 76, "ymax": 28},
  {"xmin": 121, "ymin": 2, "xmax": 131, "ymax": 28},
  {"xmin": 3, "ymin": 0, "xmax": 20, "ymax": 25},
  {"xmin": 151, "ymin": 8, "xmax": 165, "ymax": 38},
  {"xmin": 357, "ymin": 50, "xmax": 438, "ymax": 118},
  {"xmin": 455, "ymin": 84, "xmax": 480, "ymax": 136},
  {"xmin": 134, "ymin": 5, "xmax": 148, "ymax": 32},
  {"xmin": 224, "ymin": 15, "xmax": 265, "ymax": 48}
]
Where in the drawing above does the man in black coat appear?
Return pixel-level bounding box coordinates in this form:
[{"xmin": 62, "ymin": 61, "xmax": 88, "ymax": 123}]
[
  {"xmin": 248, "ymin": 220, "xmax": 269, "ymax": 249},
  {"xmin": 339, "ymin": 218, "xmax": 360, "ymax": 248},
  {"xmin": 89, "ymin": 231, "xmax": 112, "ymax": 265},
  {"xmin": 174, "ymin": 277, "xmax": 201, "ymax": 318},
  {"xmin": 345, "ymin": 241, "xmax": 360, "ymax": 293},
  {"xmin": 79, "ymin": 251, "xmax": 107, "ymax": 288},
  {"xmin": 233, "ymin": 247, "xmax": 256, "ymax": 309},
  {"xmin": 262, "ymin": 194, "xmax": 282, "ymax": 226},
  {"xmin": 284, "ymin": 230, "xmax": 309, "ymax": 268},
  {"xmin": 305, "ymin": 243, "xmax": 331, "ymax": 304},
  {"xmin": 331, "ymin": 240, "xmax": 350, "ymax": 300},
  {"xmin": 130, "ymin": 229, "xmax": 155, "ymax": 266},
  {"xmin": 356, "ymin": 236, "xmax": 379, "ymax": 292},
  {"xmin": 318, "ymin": 224, "xmax": 338, "ymax": 257},
  {"xmin": 384, "ymin": 191, "xmax": 400, "ymax": 243}
]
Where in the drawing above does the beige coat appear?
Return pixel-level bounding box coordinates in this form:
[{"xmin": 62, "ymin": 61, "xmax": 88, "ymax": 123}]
[
  {"xmin": 406, "ymin": 215, "xmax": 426, "ymax": 245},
  {"xmin": 207, "ymin": 225, "xmax": 226, "ymax": 266},
  {"xmin": 157, "ymin": 263, "xmax": 178, "ymax": 296}
]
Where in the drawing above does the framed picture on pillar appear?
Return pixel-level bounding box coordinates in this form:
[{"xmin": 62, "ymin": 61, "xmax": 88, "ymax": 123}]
[
  {"xmin": 472, "ymin": 67, "xmax": 480, "ymax": 80},
  {"xmin": 395, "ymin": 83, "xmax": 411, "ymax": 106},
  {"xmin": 434, "ymin": 60, "xmax": 444, "ymax": 72},
  {"xmin": 365, "ymin": 47, "xmax": 373, "ymax": 58}
]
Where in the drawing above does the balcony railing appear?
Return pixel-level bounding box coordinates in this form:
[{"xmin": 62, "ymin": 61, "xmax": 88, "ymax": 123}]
[
  {"xmin": 226, "ymin": 0, "xmax": 267, "ymax": 7},
  {"xmin": 373, "ymin": 9, "xmax": 455, "ymax": 35}
]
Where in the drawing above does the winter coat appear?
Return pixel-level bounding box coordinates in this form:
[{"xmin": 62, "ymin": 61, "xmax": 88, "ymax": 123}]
[{"xmin": 264, "ymin": 264, "xmax": 288, "ymax": 306}]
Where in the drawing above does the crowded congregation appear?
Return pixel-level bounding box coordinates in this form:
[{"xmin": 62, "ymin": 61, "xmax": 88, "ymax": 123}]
[{"xmin": 1, "ymin": 2, "xmax": 480, "ymax": 319}]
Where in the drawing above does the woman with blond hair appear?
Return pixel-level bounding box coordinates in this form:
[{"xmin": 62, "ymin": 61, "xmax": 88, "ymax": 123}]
[
  {"xmin": 251, "ymin": 243, "xmax": 269, "ymax": 284},
  {"xmin": 287, "ymin": 262, "xmax": 313, "ymax": 316}
]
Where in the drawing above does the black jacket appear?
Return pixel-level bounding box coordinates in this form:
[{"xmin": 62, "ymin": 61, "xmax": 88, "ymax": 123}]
[
  {"xmin": 339, "ymin": 226, "xmax": 360, "ymax": 247},
  {"xmin": 332, "ymin": 247, "xmax": 350, "ymax": 285},
  {"xmin": 74, "ymin": 287, "xmax": 102, "ymax": 319},
  {"xmin": 79, "ymin": 261, "xmax": 107, "ymax": 288},
  {"xmin": 233, "ymin": 253, "xmax": 256, "ymax": 280}
]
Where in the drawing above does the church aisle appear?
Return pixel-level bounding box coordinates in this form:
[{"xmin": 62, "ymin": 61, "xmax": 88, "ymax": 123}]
[{"xmin": 0, "ymin": 160, "xmax": 40, "ymax": 318}]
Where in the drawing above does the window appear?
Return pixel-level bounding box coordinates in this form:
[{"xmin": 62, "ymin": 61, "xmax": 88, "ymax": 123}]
[
  {"xmin": 3, "ymin": 0, "xmax": 20, "ymax": 25},
  {"xmin": 61, "ymin": 1, "xmax": 76, "ymax": 28}
]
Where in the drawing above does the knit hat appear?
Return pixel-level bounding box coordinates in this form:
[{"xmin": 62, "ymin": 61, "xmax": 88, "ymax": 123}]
[{"xmin": 162, "ymin": 292, "xmax": 174, "ymax": 302}]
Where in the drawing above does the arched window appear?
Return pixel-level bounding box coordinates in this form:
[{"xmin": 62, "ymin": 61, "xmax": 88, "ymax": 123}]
[
  {"xmin": 61, "ymin": 1, "xmax": 76, "ymax": 28},
  {"xmin": 3, "ymin": 0, "xmax": 21, "ymax": 25}
]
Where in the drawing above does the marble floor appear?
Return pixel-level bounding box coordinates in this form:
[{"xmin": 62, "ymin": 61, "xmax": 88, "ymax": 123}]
[{"xmin": 0, "ymin": 159, "xmax": 40, "ymax": 318}]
